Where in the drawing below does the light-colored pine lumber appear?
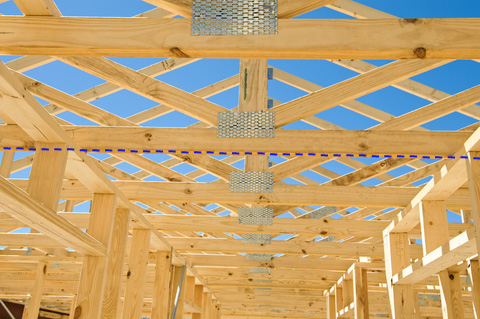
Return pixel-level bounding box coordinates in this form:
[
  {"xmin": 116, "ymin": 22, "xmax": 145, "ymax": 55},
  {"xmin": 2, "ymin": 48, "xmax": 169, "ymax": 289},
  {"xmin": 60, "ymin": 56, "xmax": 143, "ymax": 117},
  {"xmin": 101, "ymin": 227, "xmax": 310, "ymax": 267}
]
[
  {"xmin": 122, "ymin": 229, "xmax": 151, "ymax": 319},
  {"xmin": 1, "ymin": 18, "xmax": 480, "ymax": 59},
  {"xmin": 151, "ymin": 251, "xmax": 172, "ymax": 319},
  {"xmin": 1, "ymin": 125, "xmax": 473, "ymax": 157},
  {"xmin": 101, "ymin": 208, "xmax": 130, "ymax": 319}
]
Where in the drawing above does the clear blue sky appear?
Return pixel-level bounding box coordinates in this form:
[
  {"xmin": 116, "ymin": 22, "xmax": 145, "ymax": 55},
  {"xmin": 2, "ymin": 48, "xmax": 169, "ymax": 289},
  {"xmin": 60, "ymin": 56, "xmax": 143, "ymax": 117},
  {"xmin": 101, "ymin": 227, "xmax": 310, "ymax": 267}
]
[{"xmin": 0, "ymin": 0, "xmax": 479, "ymax": 222}]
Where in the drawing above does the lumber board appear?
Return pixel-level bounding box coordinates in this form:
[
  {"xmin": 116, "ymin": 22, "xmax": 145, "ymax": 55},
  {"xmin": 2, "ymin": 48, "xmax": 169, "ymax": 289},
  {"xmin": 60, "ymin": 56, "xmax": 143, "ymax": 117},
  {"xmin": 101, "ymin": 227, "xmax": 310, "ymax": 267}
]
[
  {"xmin": 145, "ymin": 215, "xmax": 389, "ymax": 237},
  {"xmin": 165, "ymin": 237, "xmax": 424, "ymax": 258},
  {"xmin": 0, "ymin": 176, "xmax": 106, "ymax": 256},
  {"xmin": 393, "ymin": 229, "xmax": 477, "ymax": 285},
  {"xmin": 0, "ymin": 18, "xmax": 480, "ymax": 58},
  {"xmin": 0, "ymin": 125, "xmax": 472, "ymax": 157}
]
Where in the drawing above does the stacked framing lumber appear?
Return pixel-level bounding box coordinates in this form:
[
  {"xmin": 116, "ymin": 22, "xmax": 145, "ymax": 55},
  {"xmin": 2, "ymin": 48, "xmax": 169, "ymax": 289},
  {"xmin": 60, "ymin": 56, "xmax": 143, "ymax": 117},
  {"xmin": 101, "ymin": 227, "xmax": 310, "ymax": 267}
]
[{"xmin": 0, "ymin": 0, "xmax": 480, "ymax": 318}]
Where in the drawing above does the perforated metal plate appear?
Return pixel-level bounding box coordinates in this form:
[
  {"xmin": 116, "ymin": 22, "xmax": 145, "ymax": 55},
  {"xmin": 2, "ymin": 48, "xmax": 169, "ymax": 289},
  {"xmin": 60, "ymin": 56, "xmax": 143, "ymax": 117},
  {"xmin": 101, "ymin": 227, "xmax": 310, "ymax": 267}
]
[
  {"xmin": 252, "ymin": 278, "xmax": 273, "ymax": 282},
  {"xmin": 318, "ymin": 236, "xmax": 336, "ymax": 242},
  {"xmin": 217, "ymin": 111, "xmax": 275, "ymax": 138},
  {"xmin": 249, "ymin": 267, "xmax": 271, "ymax": 274},
  {"xmin": 230, "ymin": 171, "xmax": 274, "ymax": 193},
  {"xmin": 238, "ymin": 207, "xmax": 273, "ymax": 225},
  {"xmin": 246, "ymin": 253, "xmax": 272, "ymax": 261},
  {"xmin": 192, "ymin": 0, "xmax": 278, "ymax": 36},
  {"xmin": 241, "ymin": 233, "xmax": 271, "ymax": 244},
  {"xmin": 309, "ymin": 206, "xmax": 338, "ymax": 219}
]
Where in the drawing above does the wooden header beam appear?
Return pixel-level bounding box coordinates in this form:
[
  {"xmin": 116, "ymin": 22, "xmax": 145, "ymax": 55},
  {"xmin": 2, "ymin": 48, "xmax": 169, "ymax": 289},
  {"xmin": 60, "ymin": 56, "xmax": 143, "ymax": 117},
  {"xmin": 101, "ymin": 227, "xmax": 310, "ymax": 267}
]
[
  {"xmin": 0, "ymin": 125, "xmax": 472, "ymax": 157},
  {"xmin": 8, "ymin": 179, "xmax": 471, "ymax": 208},
  {"xmin": 0, "ymin": 17, "xmax": 480, "ymax": 58}
]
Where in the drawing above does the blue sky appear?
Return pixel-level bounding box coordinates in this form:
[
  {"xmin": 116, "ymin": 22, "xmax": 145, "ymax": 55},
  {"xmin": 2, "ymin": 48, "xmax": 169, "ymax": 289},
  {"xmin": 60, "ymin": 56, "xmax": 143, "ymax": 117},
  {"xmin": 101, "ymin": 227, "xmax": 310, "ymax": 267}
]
[{"xmin": 0, "ymin": 0, "xmax": 479, "ymax": 221}]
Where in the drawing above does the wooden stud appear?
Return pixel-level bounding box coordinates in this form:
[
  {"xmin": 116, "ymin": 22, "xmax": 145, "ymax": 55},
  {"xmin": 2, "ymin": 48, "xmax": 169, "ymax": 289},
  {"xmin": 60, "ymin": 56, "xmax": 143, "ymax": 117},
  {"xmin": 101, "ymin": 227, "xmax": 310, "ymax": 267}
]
[
  {"xmin": 353, "ymin": 265, "xmax": 369, "ymax": 319},
  {"xmin": 202, "ymin": 292, "xmax": 212, "ymax": 319},
  {"xmin": 467, "ymin": 151, "xmax": 480, "ymax": 257},
  {"xmin": 0, "ymin": 150, "xmax": 15, "ymax": 178},
  {"xmin": 420, "ymin": 200, "xmax": 465, "ymax": 318},
  {"xmin": 122, "ymin": 228, "xmax": 151, "ymax": 319},
  {"xmin": 21, "ymin": 261, "xmax": 47, "ymax": 319},
  {"xmin": 151, "ymin": 251, "xmax": 172, "ymax": 319},
  {"xmin": 74, "ymin": 194, "xmax": 116, "ymax": 319},
  {"xmin": 193, "ymin": 285, "xmax": 204, "ymax": 319},
  {"xmin": 22, "ymin": 142, "xmax": 67, "ymax": 318},
  {"xmin": 168, "ymin": 265, "xmax": 187, "ymax": 319},
  {"xmin": 101, "ymin": 208, "xmax": 130, "ymax": 319},
  {"xmin": 438, "ymin": 271, "xmax": 465, "ymax": 319},
  {"xmin": 326, "ymin": 291, "xmax": 336, "ymax": 319},
  {"xmin": 468, "ymin": 260, "xmax": 480, "ymax": 318},
  {"xmin": 335, "ymin": 285, "xmax": 343, "ymax": 314},
  {"xmin": 383, "ymin": 232, "xmax": 417, "ymax": 318},
  {"xmin": 186, "ymin": 276, "xmax": 196, "ymax": 302},
  {"xmin": 343, "ymin": 279, "xmax": 354, "ymax": 308}
]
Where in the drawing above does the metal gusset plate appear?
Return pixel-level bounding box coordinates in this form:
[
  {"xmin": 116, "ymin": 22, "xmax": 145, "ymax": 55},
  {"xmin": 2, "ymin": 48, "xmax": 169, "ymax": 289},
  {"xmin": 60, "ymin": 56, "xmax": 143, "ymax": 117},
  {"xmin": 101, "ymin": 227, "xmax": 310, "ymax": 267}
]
[
  {"xmin": 308, "ymin": 206, "xmax": 338, "ymax": 219},
  {"xmin": 217, "ymin": 111, "xmax": 275, "ymax": 138},
  {"xmin": 192, "ymin": 0, "xmax": 278, "ymax": 36},
  {"xmin": 248, "ymin": 267, "xmax": 271, "ymax": 274},
  {"xmin": 318, "ymin": 236, "xmax": 336, "ymax": 242},
  {"xmin": 246, "ymin": 253, "xmax": 272, "ymax": 261},
  {"xmin": 230, "ymin": 171, "xmax": 274, "ymax": 193},
  {"xmin": 252, "ymin": 278, "xmax": 273, "ymax": 282},
  {"xmin": 238, "ymin": 207, "xmax": 273, "ymax": 225},
  {"xmin": 241, "ymin": 233, "xmax": 271, "ymax": 244}
]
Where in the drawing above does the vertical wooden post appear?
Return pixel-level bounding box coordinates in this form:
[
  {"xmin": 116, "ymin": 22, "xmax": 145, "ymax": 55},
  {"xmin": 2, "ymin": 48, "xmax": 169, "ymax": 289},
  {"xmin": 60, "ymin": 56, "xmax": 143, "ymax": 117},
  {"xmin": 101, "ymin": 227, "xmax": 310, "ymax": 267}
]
[
  {"xmin": 467, "ymin": 152, "xmax": 480, "ymax": 258},
  {"xmin": 169, "ymin": 265, "xmax": 187, "ymax": 319},
  {"xmin": 326, "ymin": 291, "xmax": 336, "ymax": 319},
  {"xmin": 192, "ymin": 285, "xmax": 204, "ymax": 319},
  {"xmin": 23, "ymin": 143, "xmax": 67, "ymax": 319},
  {"xmin": 122, "ymin": 228, "xmax": 151, "ymax": 319},
  {"xmin": 212, "ymin": 300, "xmax": 220, "ymax": 319},
  {"xmin": 202, "ymin": 292, "xmax": 212, "ymax": 319},
  {"xmin": 69, "ymin": 295, "xmax": 77, "ymax": 319},
  {"xmin": 335, "ymin": 285, "xmax": 343, "ymax": 314},
  {"xmin": 74, "ymin": 193, "xmax": 117, "ymax": 319},
  {"xmin": 239, "ymin": 59, "xmax": 269, "ymax": 172},
  {"xmin": 22, "ymin": 261, "xmax": 47, "ymax": 319},
  {"xmin": 468, "ymin": 260, "xmax": 480, "ymax": 318},
  {"xmin": 186, "ymin": 276, "xmax": 196, "ymax": 302},
  {"xmin": 151, "ymin": 250, "xmax": 172, "ymax": 319},
  {"xmin": 420, "ymin": 200, "xmax": 464, "ymax": 319},
  {"xmin": 384, "ymin": 231, "xmax": 417, "ymax": 318},
  {"xmin": 26, "ymin": 144, "xmax": 68, "ymax": 211},
  {"xmin": 0, "ymin": 150, "xmax": 15, "ymax": 178},
  {"xmin": 438, "ymin": 271, "xmax": 465, "ymax": 319},
  {"xmin": 343, "ymin": 279, "xmax": 354, "ymax": 309},
  {"xmin": 467, "ymin": 152, "xmax": 480, "ymax": 319},
  {"xmin": 101, "ymin": 208, "xmax": 130, "ymax": 319},
  {"xmin": 353, "ymin": 265, "xmax": 369, "ymax": 319}
]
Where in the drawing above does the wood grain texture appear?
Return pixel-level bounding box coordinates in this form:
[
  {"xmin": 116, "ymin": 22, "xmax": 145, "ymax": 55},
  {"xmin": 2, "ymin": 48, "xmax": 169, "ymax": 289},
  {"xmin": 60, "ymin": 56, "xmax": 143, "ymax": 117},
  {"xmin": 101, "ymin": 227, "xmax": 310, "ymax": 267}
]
[
  {"xmin": 1, "ymin": 18, "xmax": 480, "ymax": 59},
  {"xmin": 1, "ymin": 125, "xmax": 472, "ymax": 157},
  {"xmin": 122, "ymin": 229, "xmax": 151, "ymax": 319}
]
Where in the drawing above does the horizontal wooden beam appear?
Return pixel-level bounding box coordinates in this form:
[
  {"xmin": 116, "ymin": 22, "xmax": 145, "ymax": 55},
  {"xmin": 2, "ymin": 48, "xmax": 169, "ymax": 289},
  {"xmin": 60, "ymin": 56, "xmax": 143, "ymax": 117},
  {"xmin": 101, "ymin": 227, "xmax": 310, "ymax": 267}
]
[
  {"xmin": 8, "ymin": 179, "xmax": 471, "ymax": 208},
  {"xmin": 166, "ymin": 237, "xmax": 424, "ymax": 258},
  {"xmin": 0, "ymin": 175, "xmax": 106, "ymax": 256},
  {"xmin": 0, "ymin": 125, "xmax": 472, "ymax": 157},
  {"xmin": 186, "ymin": 255, "xmax": 355, "ymax": 271},
  {"xmin": 145, "ymin": 215, "xmax": 389, "ymax": 237},
  {"xmin": 0, "ymin": 17, "xmax": 480, "ymax": 58},
  {"xmin": 1, "ymin": 212, "xmax": 392, "ymax": 237},
  {"xmin": 393, "ymin": 229, "xmax": 477, "ymax": 285}
]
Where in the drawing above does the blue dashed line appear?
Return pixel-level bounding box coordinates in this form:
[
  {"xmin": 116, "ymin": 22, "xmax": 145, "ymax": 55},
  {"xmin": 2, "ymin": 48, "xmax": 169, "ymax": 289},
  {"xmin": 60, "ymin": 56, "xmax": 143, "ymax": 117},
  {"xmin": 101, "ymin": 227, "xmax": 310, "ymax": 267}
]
[{"xmin": 1, "ymin": 146, "xmax": 478, "ymax": 160}]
